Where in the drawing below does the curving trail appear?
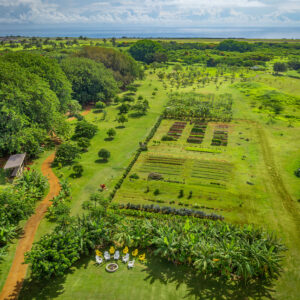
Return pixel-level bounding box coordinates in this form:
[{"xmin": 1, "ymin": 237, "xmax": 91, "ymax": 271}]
[{"xmin": 0, "ymin": 153, "xmax": 61, "ymax": 300}]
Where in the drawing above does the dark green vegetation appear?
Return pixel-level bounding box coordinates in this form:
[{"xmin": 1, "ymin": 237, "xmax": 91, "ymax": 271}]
[
  {"xmin": 0, "ymin": 170, "xmax": 48, "ymax": 256},
  {"xmin": 60, "ymin": 57, "xmax": 118, "ymax": 105},
  {"xmin": 0, "ymin": 37, "xmax": 300, "ymax": 300}
]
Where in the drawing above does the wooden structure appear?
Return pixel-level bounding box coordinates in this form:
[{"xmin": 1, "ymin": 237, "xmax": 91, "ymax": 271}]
[{"xmin": 3, "ymin": 153, "xmax": 26, "ymax": 178}]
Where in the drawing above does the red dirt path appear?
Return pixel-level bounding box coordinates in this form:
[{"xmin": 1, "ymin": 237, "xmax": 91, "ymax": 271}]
[{"xmin": 0, "ymin": 153, "xmax": 61, "ymax": 300}]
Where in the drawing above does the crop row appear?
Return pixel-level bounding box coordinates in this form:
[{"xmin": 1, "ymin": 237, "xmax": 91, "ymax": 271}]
[
  {"xmin": 119, "ymin": 203, "xmax": 224, "ymax": 221},
  {"xmin": 166, "ymin": 121, "xmax": 187, "ymax": 140},
  {"xmin": 211, "ymin": 130, "xmax": 228, "ymax": 146}
]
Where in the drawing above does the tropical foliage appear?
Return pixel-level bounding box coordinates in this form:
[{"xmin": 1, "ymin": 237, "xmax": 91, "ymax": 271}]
[{"xmin": 0, "ymin": 170, "xmax": 48, "ymax": 250}]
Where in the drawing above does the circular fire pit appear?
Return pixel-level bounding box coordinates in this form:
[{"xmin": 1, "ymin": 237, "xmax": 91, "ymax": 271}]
[{"xmin": 106, "ymin": 263, "xmax": 119, "ymax": 273}]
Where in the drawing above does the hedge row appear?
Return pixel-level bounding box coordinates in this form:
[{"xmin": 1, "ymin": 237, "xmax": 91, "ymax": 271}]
[
  {"xmin": 109, "ymin": 115, "xmax": 163, "ymax": 200},
  {"xmin": 118, "ymin": 203, "xmax": 224, "ymax": 221}
]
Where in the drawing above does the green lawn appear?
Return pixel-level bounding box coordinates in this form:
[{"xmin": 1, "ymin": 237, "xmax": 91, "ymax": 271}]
[{"xmin": 19, "ymin": 253, "xmax": 278, "ymax": 300}]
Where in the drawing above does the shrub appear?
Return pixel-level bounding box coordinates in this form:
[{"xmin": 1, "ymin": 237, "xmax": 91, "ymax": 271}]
[
  {"xmin": 77, "ymin": 137, "xmax": 90, "ymax": 151},
  {"xmin": 107, "ymin": 128, "xmax": 116, "ymax": 139},
  {"xmin": 73, "ymin": 164, "xmax": 84, "ymax": 177},
  {"xmin": 295, "ymin": 168, "xmax": 300, "ymax": 178},
  {"xmin": 161, "ymin": 135, "xmax": 176, "ymax": 141},
  {"xmin": 73, "ymin": 121, "xmax": 97, "ymax": 140},
  {"xmin": 98, "ymin": 148, "xmax": 111, "ymax": 161},
  {"xmin": 178, "ymin": 189, "xmax": 184, "ymax": 198},
  {"xmin": 95, "ymin": 101, "xmax": 106, "ymax": 110},
  {"xmin": 154, "ymin": 188, "xmax": 160, "ymax": 196},
  {"xmin": 54, "ymin": 142, "xmax": 81, "ymax": 165},
  {"xmin": 129, "ymin": 173, "xmax": 139, "ymax": 179}
]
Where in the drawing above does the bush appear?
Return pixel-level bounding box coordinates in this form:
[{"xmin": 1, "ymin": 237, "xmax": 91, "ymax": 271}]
[
  {"xmin": 77, "ymin": 137, "xmax": 90, "ymax": 151},
  {"xmin": 95, "ymin": 101, "xmax": 106, "ymax": 110},
  {"xmin": 129, "ymin": 173, "xmax": 139, "ymax": 179},
  {"xmin": 73, "ymin": 164, "xmax": 84, "ymax": 177},
  {"xmin": 154, "ymin": 188, "xmax": 160, "ymax": 196},
  {"xmin": 178, "ymin": 189, "xmax": 184, "ymax": 198},
  {"xmin": 54, "ymin": 142, "xmax": 81, "ymax": 165},
  {"xmin": 73, "ymin": 121, "xmax": 97, "ymax": 140},
  {"xmin": 295, "ymin": 168, "xmax": 300, "ymax": 178},
  {"xmin": 98, "ymin": 148, "xmax": 111, "ymax": 161},
  {"xmin": 161, "ymin": 135, "xmax": 176, "ymax": 141},
  {"xmin": 106, "ymin": 128, "xmax": 116, "ymax": 139}
]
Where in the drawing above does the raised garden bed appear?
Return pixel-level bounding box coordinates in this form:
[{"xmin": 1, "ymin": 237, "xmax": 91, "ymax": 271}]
[{"xmin": 211, "ymin": 130, "xmax": 228, "ymax": 146}]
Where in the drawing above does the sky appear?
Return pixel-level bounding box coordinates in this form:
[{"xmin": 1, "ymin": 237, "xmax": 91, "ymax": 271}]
[{"xmin": 0, "ymin": 0, "xmax": 299, "ymax": 27}]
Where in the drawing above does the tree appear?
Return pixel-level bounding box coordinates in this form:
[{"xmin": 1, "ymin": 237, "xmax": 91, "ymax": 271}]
[
  {"xmin": 77, "ymin": 46, "xmax": 143, "ymax": 87},
  {"xmin": 68, "ymin": 100, "xmax": 81, "ymax": 117},
  {"xmin": 131, "ymin": 100, "xmax": 149, "ymax": 115},
  {"xmin": 77, "ymin": 137, "xmax": 90, "ymax": 151},
  {"xmin": 273, "ymin": 62, "xmax": 287, "ymax": 74},
  {"xmin": 60, "ymin": 57, "xmax": 118, "ymax": 105},
  {"xmin": 117, "ymin": 114, "xmax": 128, "ymax": 127},
  {"xmin": 54, "ymin": 142, "xmax": 81, "ymax": 165},
  {"xmin": 0, "ymin": 59, "xmax": 70, "ymax": 157},
  {"xmin": 95, "ymin": 101, "xmax": 106, "ymax": 110},
  {"xmin": 73, "ymin": 121, "xmax": 97, "ymax": 140},
  {"xmin": 129, "ymin": 40, "xmax": 167, "ymax": 64},
  {"xmin": 111, "ymin": 37, "xmax": 116, "ymax": 46},
  {"xmin": 73, "ymin": 164, "xmax": 84, "ymax": 177},
  {"xmin": 3, "ymin": 52, "xmax": 72, "ymax": 111},
  {"xmin": 107, "ymin": 128, "xmax": 116, "ymax": 139},
  {"xmin": 118, "ymin": 103, "xmax": 130, "ymax": 114},
  {"xmin": 98, "ymin": 148, "xmax": 111, "ymax": 161}
]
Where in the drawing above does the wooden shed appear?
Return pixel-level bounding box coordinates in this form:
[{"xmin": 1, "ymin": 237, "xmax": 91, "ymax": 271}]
[{"xmin": 3, "ymin": 153, "xmax": 26, "ymax": 178}]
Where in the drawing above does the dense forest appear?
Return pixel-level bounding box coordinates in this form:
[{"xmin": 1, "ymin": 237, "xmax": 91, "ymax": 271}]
[{"xmin": 0, "ymin": 46, "xmax": 142, "ymax": 157}]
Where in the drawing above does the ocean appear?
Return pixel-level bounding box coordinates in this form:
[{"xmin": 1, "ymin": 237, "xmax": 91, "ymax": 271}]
[{"xmin": 0, "ymin": 25, "xmax": 299, "ymax": 39}]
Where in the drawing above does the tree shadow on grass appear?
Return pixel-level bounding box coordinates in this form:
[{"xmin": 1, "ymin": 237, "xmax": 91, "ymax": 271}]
[
  {"xmin": 18, "ymin": 256, "xmax": 91, "ymax": 300},
  {"xmin": 95, "ymin": 159, "xmax": 108, "ymax": 164},
  {"xmin": 142, "ymin": 256, "xmax": 277, "ymax": 300},
  {"xmin": 128, "ymin": 112, "xmax": 145, "ymax": 119},
  {"xmin": 115, "ymin": 125, "xmax": 125, "ymax": 129},
  {"xmin": 104, "ymin": 137, "xmax": 114, "ymax": 141}
]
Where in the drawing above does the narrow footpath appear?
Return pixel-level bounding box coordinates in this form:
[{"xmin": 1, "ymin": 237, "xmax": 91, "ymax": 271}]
[{"xmin": 0, "ymin": 153, "xmax": 61, "ymax": 300}]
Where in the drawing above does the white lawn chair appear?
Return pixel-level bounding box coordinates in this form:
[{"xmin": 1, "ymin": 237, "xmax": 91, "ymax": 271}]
[
  {"xmin": 122, "ymin": 253, "xmax": 129, "ymax": 263},
  {"xmin": 114, "ymin": 250, "xmax": 120, "ymax": 260},
  {"xmin": 95, "ymin": 255, "xmax": 103, "ymax": 265},
  {"xmin": 128, "ymin": 259, "xmax": 135, "ymax": 269},
  {"xmin": 104, "ymin": 251, "xmax": 110, "ymax": 261}
]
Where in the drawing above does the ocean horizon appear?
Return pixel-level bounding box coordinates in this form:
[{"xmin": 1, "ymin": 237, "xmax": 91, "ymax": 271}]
[{"xmin": 1, "ymin": 25, "xmax": 300, "ymax": 39}]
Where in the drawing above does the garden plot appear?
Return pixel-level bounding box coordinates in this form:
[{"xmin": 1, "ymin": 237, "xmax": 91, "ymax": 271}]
[
  {"xmin": 187, "ymin": 122, "xmax": 207, "ymax": 144},
  {"xmin": 166, "ymin": 121, "xmax": 187, "ymax": 140},
  {"xmin": 189, "ymin": 160, "xmax": 233, "ymax": 186}
]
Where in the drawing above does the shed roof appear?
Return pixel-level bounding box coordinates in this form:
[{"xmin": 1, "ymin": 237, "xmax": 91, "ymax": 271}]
[{"xmin": 4, "ymin": 153, "xmax": 26, "ymax": 170}]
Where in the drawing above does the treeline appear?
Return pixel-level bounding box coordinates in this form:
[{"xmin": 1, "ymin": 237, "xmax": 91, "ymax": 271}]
[{"xmin": 0, "ymin": 47, "xmax": 143, "ymax": 157}]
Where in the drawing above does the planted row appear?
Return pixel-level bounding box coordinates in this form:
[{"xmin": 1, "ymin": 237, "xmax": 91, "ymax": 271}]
[{"xmin": 118, "ymin": 203, "xmax": 224, "ymax": 221}]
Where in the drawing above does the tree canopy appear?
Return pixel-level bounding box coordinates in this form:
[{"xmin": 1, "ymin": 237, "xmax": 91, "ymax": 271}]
[
  {"xmin": 60, "ymin": 57, "xmax": 119, "ymax": 105},
  {"xmin": 0, "ymin": 59, "xmax": 70, "ymax": 156},
  {"xmin": 3, "ymin": 52, "xmax": 72, "ymax": 111},
  {"xmin": 77, "ymin": 46, "xmax": 143, "ymax": 87},
  {"xmin": 129, "ymin": 40, "xmax": 167, "ymax": 64}
]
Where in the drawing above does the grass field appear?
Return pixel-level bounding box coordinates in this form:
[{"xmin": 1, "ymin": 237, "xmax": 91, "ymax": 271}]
[{"xmin": 1, "ymin": 61, "xmax": 300, "ymax": 299}]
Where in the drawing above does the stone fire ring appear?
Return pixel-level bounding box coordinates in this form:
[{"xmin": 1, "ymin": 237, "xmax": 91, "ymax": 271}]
[{"xmin": 106, "ymin": 263, "xmax": 119, "ymax": 273}]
